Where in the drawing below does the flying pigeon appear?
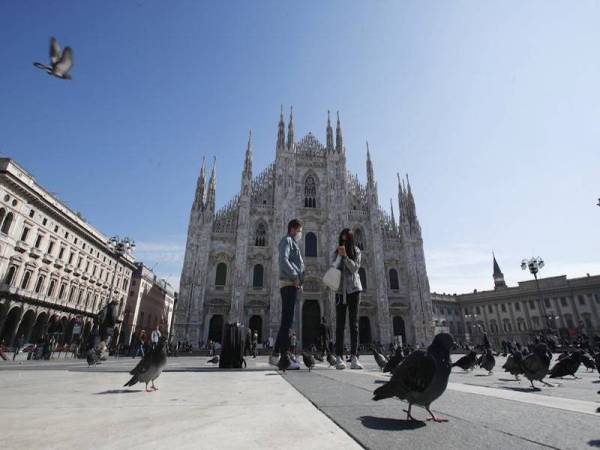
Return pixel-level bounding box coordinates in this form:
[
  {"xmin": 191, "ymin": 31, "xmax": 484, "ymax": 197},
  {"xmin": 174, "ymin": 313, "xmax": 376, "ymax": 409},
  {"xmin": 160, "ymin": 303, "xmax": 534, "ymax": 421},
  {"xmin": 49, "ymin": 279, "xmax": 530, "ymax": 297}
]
[
  {"xmin": 373, "ymin": 333, "xmax": 455, "ymax": 423},
  {"xmin": 549, "ymin": 351, "xmax": 582, "ymax": 379},
  {"xmin": 502, "ymin": 350, "xmax": 524, "ymax": 381},
  {"xmin": 33, "ymin": 37, "xmax": 74, "ymax": 80},
  {"xmin": 207, "ymin": 355, "xmax": 219, "ymax": 364},
  {"xmin": 372, "ymin": 348, "xmax": 388, "ymax": 371},
  {"xmin": 521, "ymin": 343, "xmax": 553, "ymax": 389},
  {"xmin": 302, "ymin": 352, "xmax": 316, "ymax": 371},
  {"xmin": 124, "ymin": 336, "xmax": 168, "ymax": 392},
  {"xmin": 452, "ymin": 350, "xmax": 477, "ymax": 371},
  {"xmin": 86, "ymin": 348, "xmax": 100, "ymax": 366},
  {"xmin": 480, "ymin": 349, "xmax": 495, "ymax": 375},
  {"xmin": 383, "ymin": 347, "xmax": 405, "ymax": 373},
  {"xmin": 326, "ymin": 352, "xmax": 337, "ymax": 368}
]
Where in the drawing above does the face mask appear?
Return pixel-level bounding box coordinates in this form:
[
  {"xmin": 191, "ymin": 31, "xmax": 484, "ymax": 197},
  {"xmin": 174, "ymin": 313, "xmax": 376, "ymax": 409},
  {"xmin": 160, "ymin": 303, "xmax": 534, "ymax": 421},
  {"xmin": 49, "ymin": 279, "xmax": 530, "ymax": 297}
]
[{"xmin": 294, "ymin": 231, "xmax": 302, "ymax": 242}]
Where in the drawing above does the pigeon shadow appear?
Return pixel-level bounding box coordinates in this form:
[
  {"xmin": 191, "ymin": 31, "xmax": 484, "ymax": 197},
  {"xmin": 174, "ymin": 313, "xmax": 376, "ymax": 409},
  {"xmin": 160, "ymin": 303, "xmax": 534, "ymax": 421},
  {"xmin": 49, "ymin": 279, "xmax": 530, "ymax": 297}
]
[
  {"xmin": 474, "ymin": 374, "xmax": 492, "ymax": 377},
  {"xmin": 94, "ymin": 389, "xmax": 143, "ymax": 395},
  {"xmin": 591, "ymin": 380, "xmax": 600, "ymax": 384},
  {"xmin": 498, "ymin": 378, "xmax": 520, "ymax": 382},
  {"xmin": 588, "ymin": 440, "xmax": 600, "ymax": 447},
  {"xmin": 373, "ymin": 379, "xmax": 387, "ymax": 384},
  {"xmin": 502, "ymin": 386, "xmax": 540, "ymax": 393},
  {"xmin": 359, "ymin": 415, "xmax": 426, "ymax": 431}
]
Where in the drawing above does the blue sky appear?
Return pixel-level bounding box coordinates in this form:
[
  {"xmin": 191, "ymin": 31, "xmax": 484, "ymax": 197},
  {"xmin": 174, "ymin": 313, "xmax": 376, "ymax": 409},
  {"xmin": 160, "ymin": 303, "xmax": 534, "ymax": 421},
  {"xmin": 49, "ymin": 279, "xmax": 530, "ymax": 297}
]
[{"xmin": 1, "ymin": 1, "xmax": 599, "ymax": 293}]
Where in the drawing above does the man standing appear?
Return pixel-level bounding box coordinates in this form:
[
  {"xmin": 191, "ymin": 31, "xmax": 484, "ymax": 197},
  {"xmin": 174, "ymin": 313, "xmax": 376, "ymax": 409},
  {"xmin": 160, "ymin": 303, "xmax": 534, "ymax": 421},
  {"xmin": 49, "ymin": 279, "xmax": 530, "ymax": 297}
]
[{"xmin": 269, "ymin": 219, "xmax": 304, "ymax": 369}]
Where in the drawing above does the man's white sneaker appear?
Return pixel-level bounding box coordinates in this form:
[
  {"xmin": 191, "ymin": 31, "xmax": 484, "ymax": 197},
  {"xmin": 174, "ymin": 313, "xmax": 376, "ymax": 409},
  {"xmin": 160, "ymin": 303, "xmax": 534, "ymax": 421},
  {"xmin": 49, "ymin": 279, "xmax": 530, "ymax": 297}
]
[
  {"xmin": 350, "ymin": 355, "xmax": 363, "ymax": 369},
  {"xmin": 269, "ymin": 355, "xmax": 280, "ymax": 366},
  {"xmin": 287, "ymin": 360, "xmax": 300, "ymax": 370},
  {"xmin": 335, "ymin": 356, "xmax": 346, "ymax": 370}
]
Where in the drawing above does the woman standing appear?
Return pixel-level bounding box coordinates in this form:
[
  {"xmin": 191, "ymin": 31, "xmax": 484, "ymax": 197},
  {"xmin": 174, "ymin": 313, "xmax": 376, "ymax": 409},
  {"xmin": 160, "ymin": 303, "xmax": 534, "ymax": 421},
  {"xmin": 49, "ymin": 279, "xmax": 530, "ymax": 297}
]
[{"xmin": 333, "ymin": 228, "xmax": 363, "ymax": 369}]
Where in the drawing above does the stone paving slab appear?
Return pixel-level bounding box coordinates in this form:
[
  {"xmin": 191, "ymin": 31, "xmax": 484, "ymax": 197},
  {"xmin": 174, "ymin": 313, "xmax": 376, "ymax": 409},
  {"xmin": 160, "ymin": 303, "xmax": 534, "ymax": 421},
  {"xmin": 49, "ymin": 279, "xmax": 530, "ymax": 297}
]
[{"xmin": 0, "ymin": 357, "xmax": 360, "ymax": 450}]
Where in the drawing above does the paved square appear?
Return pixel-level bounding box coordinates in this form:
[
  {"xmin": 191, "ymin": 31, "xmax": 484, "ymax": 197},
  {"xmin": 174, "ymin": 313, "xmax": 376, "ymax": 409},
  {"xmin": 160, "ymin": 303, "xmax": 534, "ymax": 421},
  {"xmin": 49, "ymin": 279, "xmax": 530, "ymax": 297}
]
[{"xmin": 1, "ymin": 354, "xmax": 599, "ymax": 449}]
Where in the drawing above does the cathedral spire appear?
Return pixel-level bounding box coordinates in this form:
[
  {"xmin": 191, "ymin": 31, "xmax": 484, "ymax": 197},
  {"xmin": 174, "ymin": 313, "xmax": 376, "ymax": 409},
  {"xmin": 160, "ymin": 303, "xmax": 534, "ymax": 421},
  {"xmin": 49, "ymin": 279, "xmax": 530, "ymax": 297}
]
[
  {"xmin": 390, "ymin": 198, "xmax": 397, "ymax": 232},
  {"xmin": 206, "ymin": 156, "xmax": 217, "ymax": 212},
  {"xmin": 366, "ymin": 141, "xmax": 374, "ymax": 187},
  {"xmin": 276, "ymin": 105, "xmax": 285, "ymax": 153},
  {"xmin": 286, "ymin": 106, "xmax": 295, "ymax": 151},
  {"xmin": 193, "ymin": 156, "xmax": 206, "ymax": 211},
  {"xmin": 335, "ymin": 111, "xmax": 343, "ymax": 152},
  {"xmin": 326, "ymin": 110, "xmax": 334, "ymax": 151},
  {"xmin": 493, "ymin": 252, "xmax": 507, "ymax": 289},
  {"xmin": 243, "ymin": 129, "xmax": 252, "ymax": 179}
]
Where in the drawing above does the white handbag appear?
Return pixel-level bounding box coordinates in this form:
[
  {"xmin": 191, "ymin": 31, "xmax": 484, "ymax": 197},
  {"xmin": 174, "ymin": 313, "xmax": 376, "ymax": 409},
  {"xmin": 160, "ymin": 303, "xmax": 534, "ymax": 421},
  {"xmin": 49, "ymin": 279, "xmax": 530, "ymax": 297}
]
[{"xmin": 322, "ymin": 255, "xmax": 342, "ymax": 290}]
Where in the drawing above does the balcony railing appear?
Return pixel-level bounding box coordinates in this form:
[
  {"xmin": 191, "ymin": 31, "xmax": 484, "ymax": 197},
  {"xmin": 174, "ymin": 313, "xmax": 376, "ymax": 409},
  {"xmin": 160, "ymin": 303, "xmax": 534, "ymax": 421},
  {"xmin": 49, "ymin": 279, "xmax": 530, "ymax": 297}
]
[
  {"xmin": 29, "ymin": 247, "xmax": 43, "ymax": 259},
  {"xmin": 14, "ymin": 240, "xmax": 30, "ymax": 253}
]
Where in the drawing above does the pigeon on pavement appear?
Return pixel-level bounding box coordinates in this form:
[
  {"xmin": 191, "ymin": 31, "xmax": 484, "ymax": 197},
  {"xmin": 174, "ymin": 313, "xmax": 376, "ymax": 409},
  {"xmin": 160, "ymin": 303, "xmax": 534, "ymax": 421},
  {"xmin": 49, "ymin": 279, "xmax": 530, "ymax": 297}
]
[
  {"xmin": 86, "ymin": 348, "xmax": 100, "ymax": 366},
  {"xmin": 452, "ymin": 350, "xmax": 477, "ymax": 371},
  {"xmin": 278, "ymin": 352, "xmax": 292, "ymax": 372},
  {"xmin": 502, "ymin": 350, "xmax": 524, "ymax": 381},
  {"xmin": 383, "ymin": 347, "xmax": 404, "ymax": 373},
  {"xmin": 33, "ymin": 37, "xmax": 74, "ymax": 80},
  {"xmin": 480, "ymin": 349, "xmax": 495, "ymax": 375},
  {"xmin": 549, "ymin": 351, "xmax": 582, "ymax": 379},
  {"xmin": 521, "ymin": 343, "xmax": 553, "ymax": 389},
  {"xmin": 373, "ymin": 333, "xmax": 455, "ymax": 423},
  {"xmin": 372, "ymin": 348, "xmax": 388, "ymax": 371},
  {"xmin": 580, "ymin": 353, "xmax": 595, "ymax": 372},
  {"xmin": 302, "ymin": 352, "xmax": 316, "ymax": 371},
  {"xmin": 124, "ymin": 337, "xmax": 168, "ymax": 392},
  {"xmin": 326, "ymin": 352, "xmax": 337, "ymax": 368},
  {"xmin": 207, "ymin": 355, "xmax": 219, "ymax": 364},
  {"xmin": 314, "ymin": 354, "xmax": 324, "ymax": 363}
]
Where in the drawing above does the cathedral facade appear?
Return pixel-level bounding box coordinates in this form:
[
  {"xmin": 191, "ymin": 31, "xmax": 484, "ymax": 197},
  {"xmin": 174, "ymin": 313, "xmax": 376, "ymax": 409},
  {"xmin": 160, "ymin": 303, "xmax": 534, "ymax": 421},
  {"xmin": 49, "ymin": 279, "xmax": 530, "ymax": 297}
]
[{"xmin": 175, "ymin": 108, "xmax": 434, "ymax": 350}]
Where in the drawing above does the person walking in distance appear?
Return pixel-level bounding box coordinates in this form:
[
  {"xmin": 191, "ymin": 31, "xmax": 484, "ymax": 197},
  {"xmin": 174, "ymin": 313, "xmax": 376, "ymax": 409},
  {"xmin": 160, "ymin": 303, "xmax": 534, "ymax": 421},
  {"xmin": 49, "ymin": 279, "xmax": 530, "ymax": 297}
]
[
  {"xmin": 290, "ymin": 332, "xmax": 297, "ymax": 355},
  {"xmin": 151, "ymin": 324, "xmax": 161, "ymax": 350},
  {"xmin": 269, "ymin": 219, "xmax": 305, "ymax": 369},
  {"xmin": 333, "ymin": 228, "xmax": 364, "ymax": 370}
]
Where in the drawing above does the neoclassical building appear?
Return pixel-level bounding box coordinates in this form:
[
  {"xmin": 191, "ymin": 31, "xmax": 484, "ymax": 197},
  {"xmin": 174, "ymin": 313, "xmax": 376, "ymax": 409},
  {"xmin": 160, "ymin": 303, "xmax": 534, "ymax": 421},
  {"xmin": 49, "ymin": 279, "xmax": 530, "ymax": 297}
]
[
  {"xmin": 0, "ymin": 159, "xmax": 135, "ymax": 348},
  {"xmin": 431, "ymin": 256, "xmax": 600, "ymax": 347},
  {"xmin": 176, "ymin": 108, "xmax": 434, "ymax": 349}
]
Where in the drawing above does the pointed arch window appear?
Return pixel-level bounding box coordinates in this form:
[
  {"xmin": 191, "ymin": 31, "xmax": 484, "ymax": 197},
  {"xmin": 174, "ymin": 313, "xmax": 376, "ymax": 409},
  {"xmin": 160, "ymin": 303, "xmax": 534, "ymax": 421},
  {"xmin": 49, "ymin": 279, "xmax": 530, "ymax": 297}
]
[
  {"xmin": 305, "ymin": 232, "xmax": 317, "ymax": 257},
  {"xmin": 252, "ymin": 264, "xmax": 264, "ymax": 288},
  {"xmin": 304, "ymin": 176, "xmax": 316, "ymax": 208},
  {"xmin": 215, "ymin": 263, "xmax": 227, "ymax": 288},
  {"xmin": 389, "ymin": 268, "xmax": 399, "ymax": 290},
  {"xmin": 255, "ymin": 223, "xmax": 266, "ymax": 247}
]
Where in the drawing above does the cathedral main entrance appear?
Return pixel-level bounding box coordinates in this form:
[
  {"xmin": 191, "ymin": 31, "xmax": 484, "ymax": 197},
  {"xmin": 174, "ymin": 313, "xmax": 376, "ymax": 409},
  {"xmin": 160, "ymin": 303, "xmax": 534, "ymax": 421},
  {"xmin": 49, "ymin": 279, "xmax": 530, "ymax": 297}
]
[
  {"xmin": 208, "ymin": 314, "xmax": 224, "ymax": 344},
  {"xmin": 301, "ymin": 300, "xmax": 320, "ymax": 350}
]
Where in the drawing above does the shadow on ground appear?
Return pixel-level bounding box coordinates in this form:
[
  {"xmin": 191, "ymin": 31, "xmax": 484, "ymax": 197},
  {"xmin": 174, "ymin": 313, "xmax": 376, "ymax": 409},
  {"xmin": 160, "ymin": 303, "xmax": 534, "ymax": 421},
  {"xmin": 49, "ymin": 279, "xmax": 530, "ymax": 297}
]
[
  {"xmin": 94, "ymin": 389, "xmax": 143, "ymax": 395},
  {"xmin": 359, "ymin": 415, "xmax": 426, "ymax": 431}
]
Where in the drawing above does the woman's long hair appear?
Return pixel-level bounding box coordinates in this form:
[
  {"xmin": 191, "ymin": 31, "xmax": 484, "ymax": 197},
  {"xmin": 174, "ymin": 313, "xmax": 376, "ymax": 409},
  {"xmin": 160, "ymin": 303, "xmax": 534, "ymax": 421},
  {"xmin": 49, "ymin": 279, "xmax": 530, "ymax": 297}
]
[{"xmin": 338, "ymin": 228, "xmax": 357, "ymax": 261}]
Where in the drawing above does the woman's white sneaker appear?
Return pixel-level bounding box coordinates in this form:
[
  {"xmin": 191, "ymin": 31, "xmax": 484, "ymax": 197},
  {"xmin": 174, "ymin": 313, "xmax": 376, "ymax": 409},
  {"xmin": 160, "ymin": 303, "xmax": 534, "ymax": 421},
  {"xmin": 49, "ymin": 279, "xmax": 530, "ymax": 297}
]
[
  {"xmin": 335, "ymin": 356, "xmax": 346, "ymax": 370},
  {"xmin": 350, "ymin": 355, "xmax": 363, "ymax": 369}
]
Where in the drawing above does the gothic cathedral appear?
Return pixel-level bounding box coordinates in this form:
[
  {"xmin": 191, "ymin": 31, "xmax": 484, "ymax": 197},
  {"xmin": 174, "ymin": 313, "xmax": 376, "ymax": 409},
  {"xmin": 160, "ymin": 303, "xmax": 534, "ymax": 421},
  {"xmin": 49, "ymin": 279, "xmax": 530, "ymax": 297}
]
[{"xmin": 175, "ymin": 108, "xmax": 434, "ymax": 349}]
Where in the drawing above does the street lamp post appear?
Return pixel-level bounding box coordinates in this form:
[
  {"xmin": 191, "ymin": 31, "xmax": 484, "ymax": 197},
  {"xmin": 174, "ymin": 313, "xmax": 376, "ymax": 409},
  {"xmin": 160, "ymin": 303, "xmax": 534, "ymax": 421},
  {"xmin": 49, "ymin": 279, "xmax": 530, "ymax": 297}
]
[
  {"xmin": 106, "ymin": 236, "xmax": 135, "ymax": 347},
  {"xmin": 521, "ymin": 256, "xmax": 547, "ymax": 333}
]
